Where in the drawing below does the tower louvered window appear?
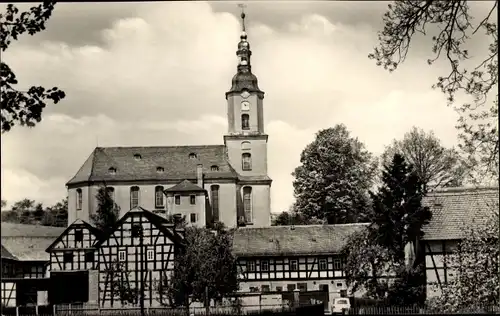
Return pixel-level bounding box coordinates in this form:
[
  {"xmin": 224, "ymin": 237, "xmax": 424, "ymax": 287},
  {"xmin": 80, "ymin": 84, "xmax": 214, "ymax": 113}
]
[
  {"xmin": 242, "ymin": 153, "xmax": 252, "ymax": 171},
  {"xmin": 242, "ymin": 114, "xmax": 250, "ymax": 130}
]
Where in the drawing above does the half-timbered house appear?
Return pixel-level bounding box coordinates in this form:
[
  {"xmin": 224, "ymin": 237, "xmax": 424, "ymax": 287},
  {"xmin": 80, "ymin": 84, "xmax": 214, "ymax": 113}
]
[
  {"xmin": 92, "ymin": 207, "xmax": 184, "ymax": 308},
  {"xmin": 45, "ymin": 219, "xmax": 103, "ymax": 305},
  {"xmin": 232, "ymin": 224, "xmax": 368, "ymax": 305},
  {"xmin": 421, "ymin": 186, "xmax": 499, "ymax": 298}
]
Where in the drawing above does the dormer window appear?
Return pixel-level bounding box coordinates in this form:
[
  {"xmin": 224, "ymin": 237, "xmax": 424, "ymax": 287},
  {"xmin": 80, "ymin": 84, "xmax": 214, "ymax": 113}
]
[
  {"xmin": 108, "ymin": 167, "xmax": 116, "ymax": 175},
  {"xmin": 157, "ymin": 167, "xmax": 164, "ymax": 173},
  {"xmin": 211, "ymin": 165, "xmax": 219, "ymax": 172},
  {"xmin": 134, "ymin": 154, "xmax": 142, "ymax": 161},
  {"xmin": 189, "ymin": 153, "xmax": 197, "ymax": 159}
]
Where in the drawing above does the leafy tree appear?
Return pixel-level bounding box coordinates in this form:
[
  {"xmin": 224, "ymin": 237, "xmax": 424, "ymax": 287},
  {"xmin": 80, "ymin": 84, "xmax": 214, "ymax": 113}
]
[
  {"xmin": 370, "ymin": 154, "xmax": 432, "ymax": 264},
  {"xmin": 381, "ymin": 127, "xmax": 465, "ymax": 191},
  {"xmin": 158, "ymin": 225, "xmax": 239, "ymax": 311},
  {"xmin": 103, "ymin": 260, "xmax": 138, "ymax": 307},
  {"xmin": 90, "ymin": 186, "xmax": 119, "ymax": 231},
  {"xmin": 292, "ymin": 124, "xmax": 377, "ymax": 224},
  {"xmin": 42, "ymin": 198, "xmax": 68, "ymax": 227},
  {"xmin": 1, "ymin": 199, "xmax": 6, "ymax": 209},
  {"xmin": 427, "ymin": 209, "xmax": 499, "ymax": 313},
  {"xmin": 1, "ymin": 3, "xmax": 66, "ymax": 133},
  {"xmin": 370, "ymin": 1, "xmax": 498, "ymax": 183},
  {"xmin": 272, "ymin": 210, "xmax": 325, "ymax": 226}
]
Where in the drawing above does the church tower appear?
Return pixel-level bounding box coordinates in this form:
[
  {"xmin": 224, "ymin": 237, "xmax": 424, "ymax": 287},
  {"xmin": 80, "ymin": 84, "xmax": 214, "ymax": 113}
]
[{"xmin": 224, "ymin": 8, "xmax": 272, "ymax": 227}]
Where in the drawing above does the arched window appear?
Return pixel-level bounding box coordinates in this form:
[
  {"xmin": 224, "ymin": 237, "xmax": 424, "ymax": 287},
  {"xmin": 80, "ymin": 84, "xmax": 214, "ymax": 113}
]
[
  {"xmin": 243, "ymin": 187, "xmax": 252, "ymax": 223},
  {"xmin": 130, "ymin": 186, "xmax": 140, "ymax": 209},
  {"xmin": 106, "ymin": 187, "xmax": 115, "ymax": 202},
  {"xmin": 155, "ymin": 186, "xmax": 164, "ymax": 208},
  {"xmin": 242, "ymin": 153, "xmax": 252, "ymax": 171},
  {"xmin": 211, "ymin": 185, "xmax": 220, "ymax": 222},
  {"xmin": 76, "ymin": 189, "xmax": 82, "ymax": 210},
  {"xmin": 241, "ymin": 141, "xmax": 251, "ymax": 151},
  {"xmin": 241, "ymin": 114, "xmax": 250, "ymax": 130}
]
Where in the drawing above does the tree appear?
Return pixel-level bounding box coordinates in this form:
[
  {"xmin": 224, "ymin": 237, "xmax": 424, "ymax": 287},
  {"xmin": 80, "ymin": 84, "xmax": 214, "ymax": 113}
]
[
  {"xmin": 1, "ymin": 199, "xmax": 6, "ymax": 209},
  {"xmin": 427, "ymin": 210, "xmax": 499, "ymax": 313},
  {"xmin": 158, "ymin": 225, "xmax": 239, "ymax": 311},
  {"xmin": 90, "ymin": 186, "xmax": 119, "ymax": 231},
  {"xmin": 381, "ymin": 127, "xmax": 465, "ymax": 191},
  {"xmin": 1, "ymin": 3, "xmax": 66, "ymax": 133},
  {"xmin": 103, "ymin": 260, "xmax": 139, "ymax": 307},
  {"xmin": 42, "ymin": 197, "xmax": 68, "ymax": 227},
  {"xmin": 370, "ymin": 1, "xmax": 498, "ymax": 183},
  {"xmin": 292, "ymin": 124, "xmax": 377, "ymax": 224},
  {"xmin": 11, "ymin": 198, "xmax": 35, "ymax": 224},
  {"xmin": 272, "ymin": 210, "xmax": 325, "ymax": 226}
]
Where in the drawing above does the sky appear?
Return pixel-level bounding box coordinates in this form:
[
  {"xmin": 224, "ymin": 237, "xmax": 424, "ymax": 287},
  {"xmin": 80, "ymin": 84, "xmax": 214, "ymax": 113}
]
[{"xmin": 1, "ymin": 1, "xmax": 495, "ymax": 212}]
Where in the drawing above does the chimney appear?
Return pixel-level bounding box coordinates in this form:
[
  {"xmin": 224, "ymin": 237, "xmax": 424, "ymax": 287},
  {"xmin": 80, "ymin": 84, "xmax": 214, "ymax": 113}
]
[{"xmin": 197, "ymin": 164, "xmax": 203, "ymax": 187}]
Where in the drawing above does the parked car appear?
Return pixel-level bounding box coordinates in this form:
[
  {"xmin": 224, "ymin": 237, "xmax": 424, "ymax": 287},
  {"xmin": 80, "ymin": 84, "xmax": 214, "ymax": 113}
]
[{"xmin": 331, "ymin": 297, "xmax": 351, "ymax": 315}]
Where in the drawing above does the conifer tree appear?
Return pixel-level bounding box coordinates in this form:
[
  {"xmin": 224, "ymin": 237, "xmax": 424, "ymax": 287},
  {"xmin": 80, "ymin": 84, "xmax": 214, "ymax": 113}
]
[{"xmin": 91, "ymin": 185, "xmax": 119, "ymax": 231}]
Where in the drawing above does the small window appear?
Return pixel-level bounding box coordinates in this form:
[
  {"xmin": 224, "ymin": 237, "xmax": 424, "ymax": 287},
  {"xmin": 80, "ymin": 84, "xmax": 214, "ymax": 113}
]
[
  {"xmin": 63, "ymin": 252, "xmax": 73, "ymax": 263},
  {"xmin": 74, "ymin": 229, "xmax": 83, "ymax": 242},
  {"xmin": 261, "ymin": 260, "xmax": 269, "ymax": 272},
  {"xmin": 118, "ymin": 250, "xmax": 126, "ymax": 262},
  {"xmin": 147, "ymin": 249, "xmax": 154, "ymax": 261},
  {"xmin": 189, "ymin": 153, "xmax": 197, "ymax": 159},
  {"xmin": 276, "ymin": 286, "xmax": 283, "ymax": 292},
  {"xmin": 84, "ymin": 251, "xmax": 94, "ymax": 263},
  {"xmin": 210, "ymin": 165, "xmax": 219, "ymax": 172},
  {"xmin": 190, "ymin": 213, "xmax": 197, "ymax": 223},
  {"xmin": 333, "ymin": 259, "xmax": 342, "ymax": 270},
  {"xmin": 241, "ymin": 114, "xmax": 250, "ymax": 130},
  {"xmin": 242, "ymin": 153, "xmax": 252, "ymax": 171},
  {"xmin": 156, "ymin": 167, "xmax": 164, "ymax": 173},
  {"xmin": 290, "ymin": 260, "xmax": 298, "ymax": 271},
  {"xmin": 336, "ymin": 282, "xmax": 343, "ymax": 288},
  {"xmin": 108, "ymin": 167, "xmax": 117, "ymax": 174},
  {"xmin": 76, "ymin": 189, "xmax": 82, "ymax": 210},
  {"xmin": 247, "ymin": 261, "xmax": 255, "ymax": 272},
  {"xmin": 131, "ymin": 223, "xmax": 142, "ymax": 237},
  {"xmin": 319, "ymin": 259, "xmax": 327, "ymax": 271},
  {"xmin": 190, "ymin": 195, "xmax": 196, "ymax": 205},
  {"xmin": 261, "ymin": 285, "xmax": 270, "ymax": 293},
  {"xmin": 175, "ymin": 195, "xmax": 181, "ymax": 205},
  {"xmin": 134, "ymin": 154, "xmax": 142, "ymax": 161}
]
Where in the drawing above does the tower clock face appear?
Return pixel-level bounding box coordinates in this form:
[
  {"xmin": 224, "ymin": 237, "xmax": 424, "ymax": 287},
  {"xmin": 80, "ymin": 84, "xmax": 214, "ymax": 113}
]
[
  {"xmin": 241, "ymin": 91, "xmax": 250, "ymax": 99},
  {"xmin": 241, "ymin": 101, "xmax": 250, "ymax": 111}
]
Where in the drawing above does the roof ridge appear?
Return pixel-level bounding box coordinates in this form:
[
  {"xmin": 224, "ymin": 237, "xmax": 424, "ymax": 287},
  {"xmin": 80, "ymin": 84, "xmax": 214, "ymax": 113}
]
[
  {"xmin": 102, "ymin": 145, "xmax": 224, "ymax": 149},
  {"xmin": 429, "ymin": 186, "xmax": 499, "ymax": 194}
]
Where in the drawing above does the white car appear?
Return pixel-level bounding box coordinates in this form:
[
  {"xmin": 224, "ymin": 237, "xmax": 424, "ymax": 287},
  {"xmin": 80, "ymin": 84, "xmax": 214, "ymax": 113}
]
[{"xmin": 331, "ymin": 297, "xmax": 351, "ymax": 315}]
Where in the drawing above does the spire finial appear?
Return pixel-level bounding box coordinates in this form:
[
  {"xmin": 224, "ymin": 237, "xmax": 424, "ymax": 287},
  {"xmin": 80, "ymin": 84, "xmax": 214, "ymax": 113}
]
[{"xmin": 238, "ymin": 3, "xmax": 246, "ymax": 32}]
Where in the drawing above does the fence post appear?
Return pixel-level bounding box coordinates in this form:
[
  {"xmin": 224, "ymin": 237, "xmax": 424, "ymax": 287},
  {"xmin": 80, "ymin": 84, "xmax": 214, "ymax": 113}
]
[
  {"xmin": 53, "ymin": 304, "xmax": 56, "ymax": 316},
  {"xmin": 36, "ymin": 305, "xmax": 39, "ymax": 315},
  {"xmin": 15, "ymin": 306, "xmax": 19, "ymax": 316},
  {"xmin": 293, "ymin": 289, "xmax": 300, "ymax": 308}
]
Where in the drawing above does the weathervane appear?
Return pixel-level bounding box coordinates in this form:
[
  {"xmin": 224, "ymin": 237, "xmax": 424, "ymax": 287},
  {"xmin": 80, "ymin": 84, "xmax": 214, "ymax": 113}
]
[{"xmin": 238, "ymin": 3, "xmax": 246, "ymax": 32}]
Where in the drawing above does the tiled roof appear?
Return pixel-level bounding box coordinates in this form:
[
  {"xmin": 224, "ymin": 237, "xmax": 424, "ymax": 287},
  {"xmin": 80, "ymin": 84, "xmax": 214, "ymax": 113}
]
[
  {"xmin": 422, "ymin": 186, "xmax": 499, "ymax": 241},
  {"xmin": 1, "ymin": 222, "xmax": 65, "ymax": 237},
  {"xmin": 2, "ymin": 237, "xmax": 55, "ymax": 261},
  {"xmin": 67, "ymin": 145, "xmax": 239, "ymax": 185},
  {"xmin": 1, "ymin": 244, "xmax": 17, "ymax": 260},
  {"xmin": 232, "ymin": 223, "xmax": 369, "ymax": 257},
  {"xmin": 164, "ymin": 180, "xmax": 205, "ymax": 192}
]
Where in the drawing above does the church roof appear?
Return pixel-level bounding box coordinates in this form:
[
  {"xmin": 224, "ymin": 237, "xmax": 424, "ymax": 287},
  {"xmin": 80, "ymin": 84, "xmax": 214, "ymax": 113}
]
[
  {"xmin": 164, "ymin": 180, "xmax": 206, "ymax": 193},
  {"xmin": 67, "ymin": 145, "xmax": 238, "ymax": 185}
]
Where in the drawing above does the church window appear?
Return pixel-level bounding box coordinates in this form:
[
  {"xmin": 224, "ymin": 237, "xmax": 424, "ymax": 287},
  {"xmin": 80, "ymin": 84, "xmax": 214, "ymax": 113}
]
[
  {"xmin": 175, "ymin": 195, "xmax": 181, "ymax": 205},
  {"xmin": 211, "ymin": 185, "xmax": 220, "ymax": 222},
  {"xmin": 134, "ymin": 154, "xmax": 142, "ymax": 161},
  {"xmin": 190, "ymin": 195, "xmax": 196, "ymax": 205},
  {"xmin": 190, "ymin": 213, "xmax": 197, "ymax": 223},
  {"xmin": 155, "ymin": 186, "xmax": 164, "ymax": 208},
  {"xmin": 242, "ymin": 153, "xmax": 252, "ymax": 171},
  {"xmin": 189, "ymin": 153, "xmax": 197, "ymax": 159},
  {"xmin": 106, "ymin": 187, "xmax": 115, "ymax": 202},
  {"xmin": 241, "ymin": 114, "xmax": 250, "ymax": 130},
  {"xmin": 130, "ymin": 186, "xmax": 140, "ymax": 209},
  {"xmin": 210, "ymin": 165, "xmax": 219, "ymax": 172},
  {"xmin": 76, "ymin": 189, "xmax": 82, "ymax": 210},
  {"xmin": 243, "ymin": 186, "xmax": 253, "ymax": 223},
  {"xmin": 108, "ymin": 167, "xmax": 116, "ymax": 174},
  {"xmin": 157, "ymin": 167, "xmax": 164, "ymax": 173}
]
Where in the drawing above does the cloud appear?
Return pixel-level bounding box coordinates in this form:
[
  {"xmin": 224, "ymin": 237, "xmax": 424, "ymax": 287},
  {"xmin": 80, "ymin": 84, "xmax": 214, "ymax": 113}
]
[{"xmin": 2, "ymin": 2, "xmax": 479, "ymax": 212}]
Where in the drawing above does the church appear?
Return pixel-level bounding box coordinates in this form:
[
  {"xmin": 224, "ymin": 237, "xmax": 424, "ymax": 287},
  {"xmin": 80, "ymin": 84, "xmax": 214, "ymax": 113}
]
[{"xmin": 65, "ymin": 12, "xmax": 272, "ymax": 229}]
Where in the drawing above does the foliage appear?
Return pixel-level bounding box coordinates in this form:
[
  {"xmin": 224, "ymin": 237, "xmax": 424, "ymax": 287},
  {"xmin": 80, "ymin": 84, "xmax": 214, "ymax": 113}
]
[
  {"xmin": 158, "ymin": 225, "xmax": 239, "ymax": 308},
  {"xmin": 342, "ymin": 228, "xmax": 394, "ymax": 300},
  {"xmin": 1, "ymin": 197, "xmax": 67, "ymax": 226},
  {"xmin": 370, "ymin": 1, "xmax": 498, "ymax": 183},
  {"xmin": 381, "ymin": 127, "xmax": 465, "ymax": 191},
  {"xmin": 386, "ymin": 265, "xmax": 426, "ymax": 306},
  {"xmin": 104, "ymin": 260, "xmax": 139, "ymax": 306},
  {"xmin": 91, "ymin": 186, "xmax": 119, "ymax": 231},
  {"xmin": 0, "ymin": 3, "xmax": 66, "ymax": 133},
  {"xmin": 272, "ymin": 207, "xmax": 325, "ymax": 226},
  {"xmin": 1, "ymin": 199, "xmax": 6, "ymax": 209},
  {"xmin": 292, "ymin": 124, "xmax": 377, "ymax": 224},
  {"xmin": 370, "ymin": 154, "xmax": 432, "ymax": 263},
  {"xmin": 41, "ymin": 198, "xmax": 68, "ymax": 227},
  {"xmin": 427, "ymin": 209, "xmax": 499, "ymax": 313}
]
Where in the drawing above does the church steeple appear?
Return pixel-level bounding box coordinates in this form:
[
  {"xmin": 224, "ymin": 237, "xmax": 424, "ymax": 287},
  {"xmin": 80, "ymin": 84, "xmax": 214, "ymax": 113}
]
[{"xmin": 226, "ymin": 6, "xmax": 264, "ymax": 99}]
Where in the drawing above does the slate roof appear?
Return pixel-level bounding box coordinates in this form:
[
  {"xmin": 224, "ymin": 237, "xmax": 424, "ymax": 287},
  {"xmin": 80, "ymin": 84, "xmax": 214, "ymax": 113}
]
[
  {"xmin": 422, "ymin": 186, "xmax": 499, "ymax": 241},
  {"xmin": 164, "ymin": 180, "xmax": 206, "ymax": 192},
  {"xmin": 232, "ymin": 223, "xmax": 369, "ymax": 257},
  {"xmin": 67, "ymin": 145, "xmax": 238, "ymax": 185},
  {"xmin": 1, "ymin": 244, "xmax": 17, "ymax": 260},
  {"xmin": 1, "ymin": 222, "xmax": 65, "ymax": 237}
]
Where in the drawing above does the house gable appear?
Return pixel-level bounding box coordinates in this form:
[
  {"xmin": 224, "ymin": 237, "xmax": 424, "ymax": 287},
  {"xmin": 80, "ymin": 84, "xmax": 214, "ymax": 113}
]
[{"xmin": 46, "ymin": 219, "xmax": 102, "ymax": 252}]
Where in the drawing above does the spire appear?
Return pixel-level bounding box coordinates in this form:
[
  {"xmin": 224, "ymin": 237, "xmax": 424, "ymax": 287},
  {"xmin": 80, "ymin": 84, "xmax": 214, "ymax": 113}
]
[{"xmin": 226, "ymin": 4, "xmax": 263, "ymax": 99}]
